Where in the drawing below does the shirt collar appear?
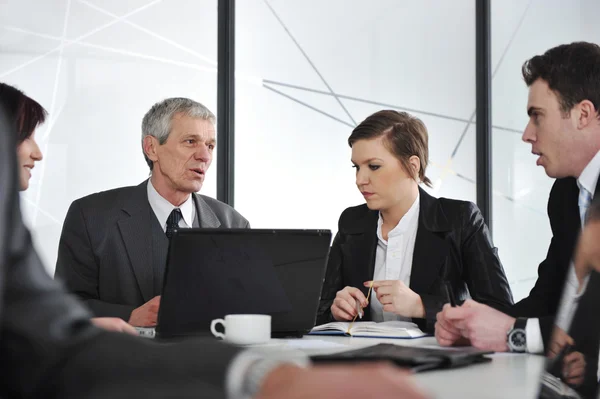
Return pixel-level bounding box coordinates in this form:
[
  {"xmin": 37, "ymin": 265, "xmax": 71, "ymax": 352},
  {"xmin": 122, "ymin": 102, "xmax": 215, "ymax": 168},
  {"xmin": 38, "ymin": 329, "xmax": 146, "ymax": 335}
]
[
  {"xmin": 578, "ymin": 150, "xmax": 600, "ymax": 196},
  {"xmin": 376, "ymin": 193, "xmax": 420, "ymax": 243},
  {"xmin": 147, "ymin": 180, "xmax": 195, "ymax": 230}
]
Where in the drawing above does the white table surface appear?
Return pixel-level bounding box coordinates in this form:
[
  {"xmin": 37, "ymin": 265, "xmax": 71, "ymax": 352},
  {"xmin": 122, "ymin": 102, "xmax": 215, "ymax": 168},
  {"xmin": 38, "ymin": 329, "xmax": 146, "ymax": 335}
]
[{"xmin": 261, "ymin": 335, "xmax": 546, "ymax": 399}]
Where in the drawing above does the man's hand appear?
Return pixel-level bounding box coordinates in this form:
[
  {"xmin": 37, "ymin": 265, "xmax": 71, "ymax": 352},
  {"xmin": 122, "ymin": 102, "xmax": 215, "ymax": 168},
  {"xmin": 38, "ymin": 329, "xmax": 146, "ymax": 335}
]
[
  {"xmin": 435, "ymin": 304, "xmax": 471, "ymax": 347},
  {"xmin": 128, "ymin": 296, "xmax": 161, "ymax": 327},
  {"xmin": 367, "ymin": 280, "xmax": 425, "ymax": 318},
  {"xmin": 439, "ymin": 299, "xmax": 515, "ymax": 352},
  {"xmin": 562, "ymin": 351, "xmax": 586, "ymax": 386},
  {"xmin": 547, "ymin": 327, "xmax": 575, "ymax": 358},
  {"xmin": 256, "ymin": 363, "xmax": 429, "ymax": 399},
  {"xmin": 331, "ymin": 287, "xmax": 368, "ymax": 321},
  {"xmin": 547, "ymin": 327, "xmax": 584, "ymax": 386},
  {"xmin": 91, "ymin": 317, "xmax": 138, "ymax": 336}
]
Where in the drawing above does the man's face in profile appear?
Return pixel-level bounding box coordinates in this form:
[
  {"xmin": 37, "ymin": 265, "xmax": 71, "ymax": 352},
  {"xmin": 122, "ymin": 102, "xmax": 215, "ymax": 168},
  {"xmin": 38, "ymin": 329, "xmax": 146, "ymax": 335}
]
[{"xmin": 522, "ymin": 79, "xmax": 580, "ymax": 178}]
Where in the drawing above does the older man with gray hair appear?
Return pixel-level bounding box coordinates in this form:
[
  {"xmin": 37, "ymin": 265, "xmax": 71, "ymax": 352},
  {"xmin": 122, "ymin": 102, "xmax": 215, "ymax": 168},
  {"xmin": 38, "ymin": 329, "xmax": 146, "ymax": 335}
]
[{"xmin": 55, "ymin": 98, "xmax": 249, "ymax": 326}]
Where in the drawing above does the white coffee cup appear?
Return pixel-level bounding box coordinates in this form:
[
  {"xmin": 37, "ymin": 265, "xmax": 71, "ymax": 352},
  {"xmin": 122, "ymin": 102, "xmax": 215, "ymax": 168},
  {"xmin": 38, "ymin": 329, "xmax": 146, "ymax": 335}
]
[{"xmin": 210, "ymin": 314, "xmax": 271, "ymax": 345}]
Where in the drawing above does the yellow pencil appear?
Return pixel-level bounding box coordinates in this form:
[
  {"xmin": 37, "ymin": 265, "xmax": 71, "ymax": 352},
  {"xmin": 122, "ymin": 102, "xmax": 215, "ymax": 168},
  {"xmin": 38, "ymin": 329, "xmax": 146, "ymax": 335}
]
[{"xmin": 346, "ymin": 281, "xmax": 374, "ymax": 336}]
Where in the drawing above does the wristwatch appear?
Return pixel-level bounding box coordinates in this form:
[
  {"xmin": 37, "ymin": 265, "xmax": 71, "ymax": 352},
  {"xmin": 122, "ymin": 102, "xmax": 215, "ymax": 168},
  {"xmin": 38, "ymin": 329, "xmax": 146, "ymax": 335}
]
[{"xmin": 507, "ymin": 318, "xmax": 528, "ymax": 353}]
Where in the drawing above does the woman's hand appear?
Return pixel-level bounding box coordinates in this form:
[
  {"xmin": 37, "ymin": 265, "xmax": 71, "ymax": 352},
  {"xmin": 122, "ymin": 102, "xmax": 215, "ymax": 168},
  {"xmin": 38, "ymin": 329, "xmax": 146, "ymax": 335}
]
[
  {"xmin": 366, "ymin": 280, "xmax": 425, "ymax": 318},
  {"xmin": 331, "ymin": 286, "xmax": 368, "ymax": 321}
]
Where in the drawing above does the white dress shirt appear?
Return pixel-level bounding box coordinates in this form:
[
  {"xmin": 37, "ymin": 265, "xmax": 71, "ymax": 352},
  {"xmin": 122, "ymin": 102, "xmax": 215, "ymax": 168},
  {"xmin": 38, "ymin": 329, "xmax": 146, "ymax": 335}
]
[
  {"xmin": 147, "ymin": 180, "xmax": 195, "ymax": 231},
  {"xmin": 526, "ymin": 150, "xmax": 600, "ymax": 353},
  {"xmin": 370, "ymin": 194, "xmax": 420, "ymax": 322}
]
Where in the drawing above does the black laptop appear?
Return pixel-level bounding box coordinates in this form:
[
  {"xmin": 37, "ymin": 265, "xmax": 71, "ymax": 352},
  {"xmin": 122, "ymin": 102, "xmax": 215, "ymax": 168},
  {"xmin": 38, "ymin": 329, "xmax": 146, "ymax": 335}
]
[{"xmin": 155, "ymin": 228, "xmax": 331, "ymax": 339}]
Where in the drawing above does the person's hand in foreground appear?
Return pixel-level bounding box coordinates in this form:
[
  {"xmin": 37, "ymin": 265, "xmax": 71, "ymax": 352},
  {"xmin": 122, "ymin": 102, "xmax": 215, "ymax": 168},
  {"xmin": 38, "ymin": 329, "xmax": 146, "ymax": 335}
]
[{"xmin": 256, "ymin": 363, "xmax": 430, "ymax": 399}]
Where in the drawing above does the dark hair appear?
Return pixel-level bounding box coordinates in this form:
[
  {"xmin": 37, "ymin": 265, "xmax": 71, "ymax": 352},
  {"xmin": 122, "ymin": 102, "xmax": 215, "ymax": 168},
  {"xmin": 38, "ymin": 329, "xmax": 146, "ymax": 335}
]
[
  {"xmin": 0, "ymin": 83, "xmax": 47, "ymax": 144},
  {"xmin": 348, "ymin": 110, "xmax": 432, "ymax": 187},
  {"xmin": 522, "ymin": 42, "xmax": 600, "ymax": 117}
]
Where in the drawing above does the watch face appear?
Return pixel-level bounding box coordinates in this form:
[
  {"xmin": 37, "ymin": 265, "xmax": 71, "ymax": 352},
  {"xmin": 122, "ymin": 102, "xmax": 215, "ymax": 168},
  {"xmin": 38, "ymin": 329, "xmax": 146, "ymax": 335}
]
[{"xmin": 510, "ymin": 330, "xmax": 526, "ymax": 349}]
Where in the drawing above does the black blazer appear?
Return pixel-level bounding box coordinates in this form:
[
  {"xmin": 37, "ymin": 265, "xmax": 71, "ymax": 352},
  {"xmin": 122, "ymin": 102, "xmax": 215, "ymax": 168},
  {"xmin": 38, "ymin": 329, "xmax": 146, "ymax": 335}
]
[
  {"xmin": 317, "ymin": 188, "xmax": 514, "ymax": 332},
  {"xmin": 55, "ymin": 180, "xmax": 250, "ymax": 320},
  {"xmin": 509, "ymin": 177, "xmax": 599, "ymax": 345},
  {"xmin": 0, "ymin": 120, "xmax": 240, "ymax": 398}
]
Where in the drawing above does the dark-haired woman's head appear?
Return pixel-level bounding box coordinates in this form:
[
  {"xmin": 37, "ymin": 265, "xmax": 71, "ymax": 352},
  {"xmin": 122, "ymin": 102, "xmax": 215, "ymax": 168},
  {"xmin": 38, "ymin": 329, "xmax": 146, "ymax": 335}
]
[
  {"xmin": 349, "ymin": 110, "xmax": 431, "ymax": 212},
  {"xmin": 0, "ymin": 83, "xmax": 46, "ymax": 191}
]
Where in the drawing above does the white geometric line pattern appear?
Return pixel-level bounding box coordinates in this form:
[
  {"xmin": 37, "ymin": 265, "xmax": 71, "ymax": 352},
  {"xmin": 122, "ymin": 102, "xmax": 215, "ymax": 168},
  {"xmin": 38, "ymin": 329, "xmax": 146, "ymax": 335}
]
[
  {"xmin": 1, "ymin": 25, "xmax": 219, "ymax": 75},
  {"xmin": 0, "ymin": 0, "xmax": 164, "ymax": 79},
  {"xmin": 32, "ymin": 0, "xmax": 72, "ymax": 227},
  {"xmin": 77, "ymin": 0, "xmax": 217, "ymax": 67}
]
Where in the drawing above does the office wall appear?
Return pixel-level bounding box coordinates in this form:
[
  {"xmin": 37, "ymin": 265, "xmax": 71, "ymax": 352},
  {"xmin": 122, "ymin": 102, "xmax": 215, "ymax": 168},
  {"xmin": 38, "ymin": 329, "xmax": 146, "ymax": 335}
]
[
  {"xmin": 235, "ymin": 0, "xmax": 477, "ymax": 239},
  {"xmin": 234, "ymin": 0, "xmax": 600, "ymax": 302},
  {"xmin": 0, "ymin": 0, "xmax": 218, "ymax": 275},
  {"xmin": 2, "ymin": 0, "xmax": 599, "ymax": 301}
]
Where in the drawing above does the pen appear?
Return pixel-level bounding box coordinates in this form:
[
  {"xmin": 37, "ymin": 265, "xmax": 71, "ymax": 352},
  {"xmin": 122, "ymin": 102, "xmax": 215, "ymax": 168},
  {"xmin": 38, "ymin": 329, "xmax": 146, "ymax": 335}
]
[
  {"xmin": 355, "ymin": 301, "xmax": 363, "ymax": 319},
  {"xmin": 547, "ymin": 343, "xmax": 574, "ymax": 379},
  {"xmin": 441, "ymin": 257, "xmax": 456, "ymax": 307},
  {"xmin": 444, "ymin": 281, "xmax": 457, "ymax": 307}
]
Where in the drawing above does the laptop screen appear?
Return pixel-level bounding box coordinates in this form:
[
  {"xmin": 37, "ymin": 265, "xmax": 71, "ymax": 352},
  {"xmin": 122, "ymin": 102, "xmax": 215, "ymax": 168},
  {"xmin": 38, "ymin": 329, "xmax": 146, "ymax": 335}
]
[
  {"xmin": 156, "ymin": 228, "xmax": 332, "ymax": 338},
  {"xmin": 536, "ymin": 270, "xmax": 600, "ymax": 399}
]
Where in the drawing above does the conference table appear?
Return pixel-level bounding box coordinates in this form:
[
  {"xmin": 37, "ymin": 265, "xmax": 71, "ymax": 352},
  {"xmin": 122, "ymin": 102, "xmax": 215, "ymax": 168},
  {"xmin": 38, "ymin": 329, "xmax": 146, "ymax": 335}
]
[{"xmin": 258, "ymin": 335, "xmax": 546, "ymax": 399}]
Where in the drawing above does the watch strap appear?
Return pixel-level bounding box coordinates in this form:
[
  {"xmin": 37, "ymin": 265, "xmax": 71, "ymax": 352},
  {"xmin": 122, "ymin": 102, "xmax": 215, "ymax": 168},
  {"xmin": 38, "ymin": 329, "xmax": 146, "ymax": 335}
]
[{"xmin": 514, "ymin": 317, "xmax": 528, "ymax": 331}]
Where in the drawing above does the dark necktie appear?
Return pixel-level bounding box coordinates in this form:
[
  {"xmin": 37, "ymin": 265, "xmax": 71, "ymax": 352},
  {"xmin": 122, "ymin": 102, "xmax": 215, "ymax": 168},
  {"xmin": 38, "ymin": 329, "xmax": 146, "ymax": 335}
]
[{"xmin": 166, "ymin": 208, "xmax": 183, "ymax": 239}]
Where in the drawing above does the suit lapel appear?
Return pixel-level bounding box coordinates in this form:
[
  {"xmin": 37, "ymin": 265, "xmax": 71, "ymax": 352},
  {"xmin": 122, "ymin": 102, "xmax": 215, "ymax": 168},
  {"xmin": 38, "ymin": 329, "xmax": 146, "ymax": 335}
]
[
  {"xmin": 117, "ymin": 180, "xmax": 155, "ymax": 303},
  {"xmin": 563, "ymin": 177, "xmax": 581, "ymax": 232},
  {"xmin": 193, "ymin": 194, "xmax": 221, "ymax": 228},
  {"xmin": 341, "ymin": 210, "xmax": 378, "ymax": 319},
  {"xmin": 347, "ymin": 216, "xmax": 378, "ymax": 286},
  {"xmin": 409, "ymin": 188, "xmax": 452, "ymax": 294}
]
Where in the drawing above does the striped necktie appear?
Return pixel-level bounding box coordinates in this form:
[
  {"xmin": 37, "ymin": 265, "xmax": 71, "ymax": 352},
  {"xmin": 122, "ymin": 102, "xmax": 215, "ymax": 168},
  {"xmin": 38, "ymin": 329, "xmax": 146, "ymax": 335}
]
[
  {"xmin": 166, "ymin": 208, "xmax": 183, "ymax": 238},
  {"xmin": 578, "ymin": 184, "xmax": 592, "ymax": 227}
]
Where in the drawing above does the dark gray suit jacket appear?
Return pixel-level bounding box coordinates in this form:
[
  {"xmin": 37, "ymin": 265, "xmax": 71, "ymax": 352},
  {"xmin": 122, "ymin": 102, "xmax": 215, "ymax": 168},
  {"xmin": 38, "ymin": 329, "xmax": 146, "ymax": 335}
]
[
  {"xmin": 54, "ymin": 180, "xmax": 250, "ymax": 320},
  {"xmin": 0, "ymin": 112, "xmax": 241, "ymax": 398}
]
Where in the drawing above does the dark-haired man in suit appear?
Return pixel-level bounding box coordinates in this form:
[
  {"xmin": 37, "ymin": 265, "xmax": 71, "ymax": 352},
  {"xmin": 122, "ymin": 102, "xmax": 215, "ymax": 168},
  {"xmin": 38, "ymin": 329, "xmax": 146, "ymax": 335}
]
[
  {"xmin": 435, "ymin": 41, "xmax": 600, "ymax": 354},
  {"xmin": 55, "ymin": 98, "xmax": 249, "ymax": 326}
]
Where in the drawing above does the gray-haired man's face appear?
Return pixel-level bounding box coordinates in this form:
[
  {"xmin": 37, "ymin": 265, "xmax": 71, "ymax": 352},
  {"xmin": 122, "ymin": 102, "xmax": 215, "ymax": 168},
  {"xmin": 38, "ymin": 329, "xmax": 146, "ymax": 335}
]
[{"xmin": 150, "ymin": 113, "xmax": 216, "ymax": 195}]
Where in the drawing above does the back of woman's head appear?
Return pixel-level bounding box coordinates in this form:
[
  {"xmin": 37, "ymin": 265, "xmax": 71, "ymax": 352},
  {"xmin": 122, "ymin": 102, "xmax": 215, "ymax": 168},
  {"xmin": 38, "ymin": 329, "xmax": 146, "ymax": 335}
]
[
  {"xmin": 0, "ymin": 83, "xmax": 47, "ymax": 144},
  {"xmin": 348, "ymin": 110, "xmax": 432, "ymax": 187}
]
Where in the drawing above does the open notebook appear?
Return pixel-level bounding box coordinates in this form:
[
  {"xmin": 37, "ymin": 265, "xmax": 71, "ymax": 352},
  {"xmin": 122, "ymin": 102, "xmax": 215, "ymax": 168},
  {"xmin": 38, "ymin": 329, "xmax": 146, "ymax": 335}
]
[{"xmin": 309, "ymin": 321, "xmax": 427, "ymax": 339}]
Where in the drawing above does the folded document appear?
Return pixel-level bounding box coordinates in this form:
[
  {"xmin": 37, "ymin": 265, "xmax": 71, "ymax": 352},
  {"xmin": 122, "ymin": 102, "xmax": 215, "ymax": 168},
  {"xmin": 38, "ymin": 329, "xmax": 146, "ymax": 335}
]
[
  {"xmin": 311, "ymin": 343, "xmax": 493, "ymax": 371},
  {"xmin": 309, "ymin": 321, "xmax": 427, "ymax": 339}
]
